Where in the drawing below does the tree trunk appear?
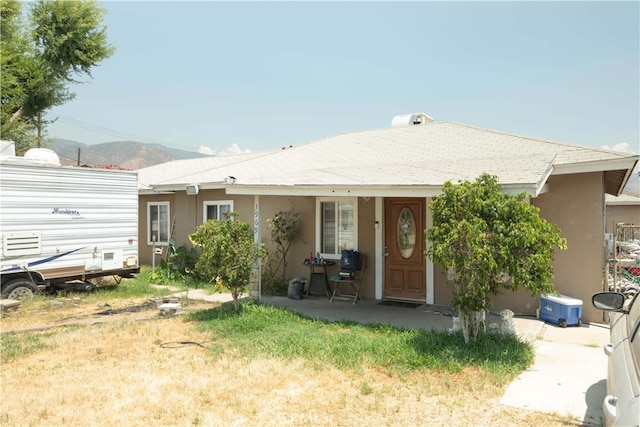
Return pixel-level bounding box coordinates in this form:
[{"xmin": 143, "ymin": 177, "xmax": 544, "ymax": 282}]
[
  {"xmin": 232, "ymin": 287, "xmax": 240, "ymax": 311},
  {"xmin": 459, "ymin": 311, "xmax": 471, "ymax": 344},
  {"xmin": 9, "ymin": 107, "xmax": 23, "ymax": 123}
]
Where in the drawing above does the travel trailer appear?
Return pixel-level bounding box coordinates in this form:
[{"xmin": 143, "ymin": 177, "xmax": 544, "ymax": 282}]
[{"xmin": 0, "ymin": 141, "xmax": 139, "ymax": 299}]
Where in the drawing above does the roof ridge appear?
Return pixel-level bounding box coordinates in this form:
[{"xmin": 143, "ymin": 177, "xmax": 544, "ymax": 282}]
[
  {"xmin": 297, "ymin": 126, "xmax": 393, "ymax": 146},
  {"xmin": 445, "ymin": 121, "xmax": 636, "ymax": 157}
]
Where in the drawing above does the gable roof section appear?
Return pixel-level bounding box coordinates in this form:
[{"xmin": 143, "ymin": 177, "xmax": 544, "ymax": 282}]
[{"xmin": 138, "ymin": 121, "xmax": 638, "ymax": 197}]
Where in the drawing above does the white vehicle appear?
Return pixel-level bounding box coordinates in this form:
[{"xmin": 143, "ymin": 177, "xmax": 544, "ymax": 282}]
[
  {"xmin": 592, "ymin": 291, "xmax": 640, "ymax": 426},
  {"xmin": 0, "ymin": 143, "xmax": 139, "ymax": 299}
]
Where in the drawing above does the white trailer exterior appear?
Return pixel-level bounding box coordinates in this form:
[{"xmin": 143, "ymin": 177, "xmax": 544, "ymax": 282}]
[{"xmin": 0, "ymin": 152, "xmax": 139, "ymax": 299}]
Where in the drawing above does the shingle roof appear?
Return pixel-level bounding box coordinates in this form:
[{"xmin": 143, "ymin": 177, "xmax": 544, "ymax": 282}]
[
  {"xmin": 137, "ymin": 121, "xmax": 638, "ymax": 197},
  {"xmin": 137, "ymin": 151, "xmax": 276, "ymax": 188}
]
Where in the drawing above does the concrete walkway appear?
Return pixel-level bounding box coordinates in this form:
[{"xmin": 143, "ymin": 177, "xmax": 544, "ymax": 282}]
[{"xmin": 499, "ymin": 322, "xmax": 609, "ymax": 426}]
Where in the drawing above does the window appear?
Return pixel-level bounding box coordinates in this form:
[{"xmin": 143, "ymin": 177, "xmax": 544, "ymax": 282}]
[
  {"xmin": 203, "ymin": 200, "xmax": 233, "ymax": 222},
  {"xmin": 148, "ymin": 202, "xmax": 170, "ymax": 245},
  {"xmin": 316, "ymin": 197, "xmax": 357, "ymax": 257}
]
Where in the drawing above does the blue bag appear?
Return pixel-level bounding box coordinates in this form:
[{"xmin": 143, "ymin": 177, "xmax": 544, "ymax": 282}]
[{"xmin": 340, "ymin": 249, "xmax": 362, "ymax": 270}]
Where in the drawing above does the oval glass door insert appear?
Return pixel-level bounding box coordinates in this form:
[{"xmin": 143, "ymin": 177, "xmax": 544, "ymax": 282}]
[{"xmin": 397, "ymin": 207, "xmax": 416, "ymax": 259}]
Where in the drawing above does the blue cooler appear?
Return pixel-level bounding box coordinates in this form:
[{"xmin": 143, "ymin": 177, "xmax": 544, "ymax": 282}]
[{"xmin": 539, "ymin": 294, "xmax": 583, "ymax": 327}]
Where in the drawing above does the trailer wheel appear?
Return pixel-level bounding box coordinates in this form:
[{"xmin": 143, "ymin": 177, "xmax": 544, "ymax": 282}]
[{"xmin": 1, "ymin": 279, "xmax": 39, "ymax": 300}]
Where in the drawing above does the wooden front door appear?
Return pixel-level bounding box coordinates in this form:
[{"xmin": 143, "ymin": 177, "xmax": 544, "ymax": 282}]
[{"xmin": 384, "ymin": 198, "xmax": 426, "ymax": 300}]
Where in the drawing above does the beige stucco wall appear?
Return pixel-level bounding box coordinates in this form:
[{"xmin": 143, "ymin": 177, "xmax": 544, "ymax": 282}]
[
  {"xmin": 355, "ymin": 198, "xmax": 376, "ymax": 299},
  {"xmin": 432, "ymin": 265, "xmax": 452, "ymax": 306},
  {"xmin": 256, "ymin": 195, "xmax": 317, "ymax": 281}
]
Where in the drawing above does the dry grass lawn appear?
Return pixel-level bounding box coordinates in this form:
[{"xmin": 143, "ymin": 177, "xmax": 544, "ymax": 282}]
[{"xmin": 0, "ymin": 297, "xmax": 577, "ymax": 426}]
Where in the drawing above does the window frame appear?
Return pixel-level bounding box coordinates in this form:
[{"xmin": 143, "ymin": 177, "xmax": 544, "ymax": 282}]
[
  {"xmin": 147, "ymin": 201, "xmax": 170, "ymax": 245},
  {"xmin": 203, "ymin": 200, "xmax": 234, "ymax": 223},
  {"xmin": 315, "ymin": 196, "xmax": 358, "ymax": 259}
]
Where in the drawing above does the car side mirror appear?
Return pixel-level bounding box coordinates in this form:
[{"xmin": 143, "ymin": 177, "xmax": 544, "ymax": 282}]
[{"xmin": 592, "ymin": 292, "xmax": 626, "ymax": 312}]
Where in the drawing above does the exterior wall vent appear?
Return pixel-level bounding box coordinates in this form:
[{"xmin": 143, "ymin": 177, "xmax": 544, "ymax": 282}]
[
  {"xmin": 3, "ymin": 232, "xmax": 42, "ymax": 257},
  {"xmin": 391, "ymin": 112, "xmax": 434, "ymax": 127}
]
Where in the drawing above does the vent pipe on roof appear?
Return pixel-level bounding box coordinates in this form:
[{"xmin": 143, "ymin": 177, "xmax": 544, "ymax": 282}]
[{"xmin": 391, "ymin": 112, "xmax": 433, "ymax": 127}]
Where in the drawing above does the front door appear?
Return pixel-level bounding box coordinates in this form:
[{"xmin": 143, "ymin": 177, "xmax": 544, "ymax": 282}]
[{"xmin": 384, "ymin": 198, "xmax": 426, "ymax": 300}]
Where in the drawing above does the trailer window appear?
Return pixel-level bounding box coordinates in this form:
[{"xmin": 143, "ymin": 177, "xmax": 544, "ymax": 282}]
[
  {"xmin": 203, "ymin": 200, "xmax": 234, "ymax": 222},
  {"xmin": 148, "ymin": 202, "xmax": 170, "ymax": 245}
]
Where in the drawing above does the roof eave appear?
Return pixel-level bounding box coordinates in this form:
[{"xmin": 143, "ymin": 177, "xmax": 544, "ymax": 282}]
[
  {"xmin": 607, "ymin": 201, "xmax": 640, "ymax": 206},
  {"xmin": 141, "ymin": 182, "xmax": 227, "ymax": 194},
  {"xmin": 614, "ymin": 158, "xmax": 639, "ymax": 196},
  {"xmin": 553, "ymin": 156, "xmax": 638, "ymax": 196},
  {"xmin": 552, "ymin": 157, "xmax": 638, "ymax": 175},
  {"xmin": 224, "ymin": 183, "xmax": 541, "ymax": 198},
  {"xmin": 139, "ymin": 189, "xmax": 174, "ymax": 195}
]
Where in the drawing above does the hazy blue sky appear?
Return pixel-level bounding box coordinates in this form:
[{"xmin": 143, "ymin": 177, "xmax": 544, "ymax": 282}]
[{"xmin": 45, "ymin": 1, "xmax": 639, "ymax": 157}]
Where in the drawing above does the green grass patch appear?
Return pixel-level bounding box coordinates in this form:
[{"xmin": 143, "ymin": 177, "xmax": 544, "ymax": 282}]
[
  {"xmin": 1, "ymin": 330, "xmax": 60, "ymax": 361},
  {"xmin": 188, "ymin": 301, "xmax": 534, "ymax": 384},
  {"xmin": 92, "ymin": 278, "xmax": 171, "ymax": 299}
]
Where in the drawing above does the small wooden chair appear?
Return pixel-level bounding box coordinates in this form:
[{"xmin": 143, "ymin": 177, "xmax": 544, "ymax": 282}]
[{"xmin": 329, "ymin": 254, "xmax": 365, "ymax": 304}]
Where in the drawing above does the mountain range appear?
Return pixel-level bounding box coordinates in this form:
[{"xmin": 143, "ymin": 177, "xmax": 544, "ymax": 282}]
[{"xmin": 49, "ymin": 139, "xmax": 205, "ymax": 170}]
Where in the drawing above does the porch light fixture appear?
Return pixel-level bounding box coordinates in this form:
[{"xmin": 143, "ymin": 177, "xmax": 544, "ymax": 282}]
[{"xmin": 185, "ymin": 184, "xmax": 199, "ymax": 195}]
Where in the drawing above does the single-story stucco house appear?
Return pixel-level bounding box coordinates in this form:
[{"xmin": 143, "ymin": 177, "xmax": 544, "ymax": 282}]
[{"xmin": 137, "ymin": 113, "xmax": 638, "ymax": 323}]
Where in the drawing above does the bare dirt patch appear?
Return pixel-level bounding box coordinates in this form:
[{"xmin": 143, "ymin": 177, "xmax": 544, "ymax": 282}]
[
  {"xmin": 0, "ymin": 294, "xmax": 208, "ymax": 334},
  {"xmin": 1, "ymin": 299, "xmax": 576, "ymax": 426}
]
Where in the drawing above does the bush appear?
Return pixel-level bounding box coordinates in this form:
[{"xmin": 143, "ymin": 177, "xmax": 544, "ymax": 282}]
[
  {"xmin": 426, "ymin": 173, "xmax": 566, "ymax": 343},
  {"xmin": 148, "ymin": 239, "xmax": 199, "ymax": 285},
  {"xmin": 189, "ymin": 213, "xmax": 267, "ymax": 310}
]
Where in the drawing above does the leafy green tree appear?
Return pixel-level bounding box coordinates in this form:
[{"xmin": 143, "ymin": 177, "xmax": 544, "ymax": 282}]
[
  {"xmin": 0, "ymin": 1, "xmax": 36, "ymax": 152},
  {"xmin": 30, "ymin": 0, "xmax": 115, "ymax": 81},
  {"xmin": 426, "ymin": 173, "xmax": 567, "ymax": 344},
  {"xmin": 189, "ymin": 213, "xmax": 268, "ymax": 310},
  {"xmin": 263, "ymin": 207, "xmax": 301, "ymax": 295},
  {"xmin": 0, "ymin": 0, "xmax": 114, "ymax": 151}
]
